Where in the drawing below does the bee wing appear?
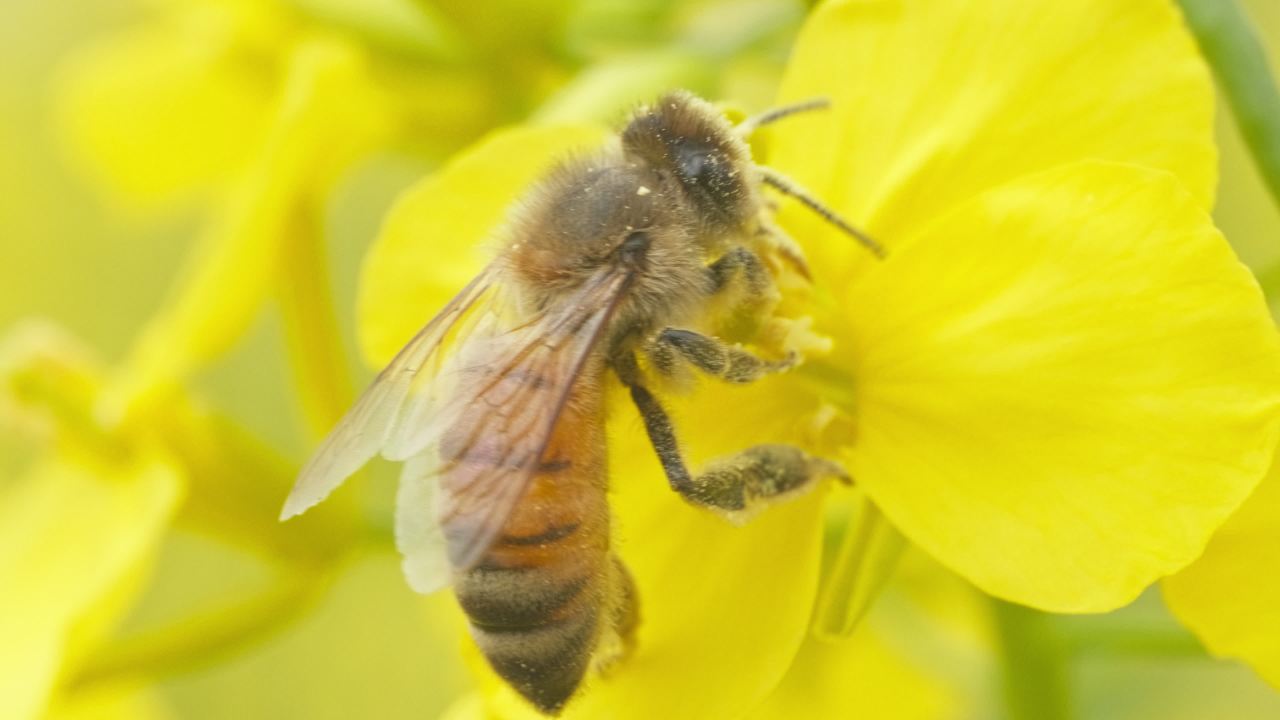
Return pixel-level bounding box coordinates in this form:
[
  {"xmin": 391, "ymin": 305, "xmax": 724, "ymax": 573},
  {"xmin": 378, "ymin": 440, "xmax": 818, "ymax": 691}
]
[
  {"xmin": 395, "ymin": 450, "xmax": 453, "ymax": 594},
  {"xmin": 395, "ymin": 268, "xmax": 633, "ymax": 592},
  {"xmin": 280, "ymin": 266, "xmax": 501, "ymax": 521}
]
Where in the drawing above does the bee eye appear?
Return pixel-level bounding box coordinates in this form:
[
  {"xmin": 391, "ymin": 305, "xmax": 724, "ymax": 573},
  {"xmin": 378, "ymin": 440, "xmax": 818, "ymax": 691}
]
[
  {"xmin": 675, "ymin": 144, "xmax": 734, "ymax": 197},
  {"xmin": 618, "ymin": 231, "xmax": 650, "ymax": 268},
  {"xmin": 680, "ymin": 152, "xmax": 708, "ymax": 183}
]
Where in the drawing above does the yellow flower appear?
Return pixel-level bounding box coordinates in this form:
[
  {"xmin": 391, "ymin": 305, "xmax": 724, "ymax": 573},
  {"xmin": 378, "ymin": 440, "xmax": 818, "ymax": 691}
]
[
  {"xmin": 105, "ymin": 36, "xmax": 389, "ymax": 420},
  {"xmin": 744, "ymin": 616, "xmax": 962, "ymax": 720},
  {"xmin": 53, "ymin": 0, "xmax": 499, "ymax": 430},
  {"xmin": 53, "ymin": 0, "xmax": 493, "ymax": 212},
  {"xmin": 4, "ymin": 21, "xmax": 392, "ymax": 715},
  {"xmin": 346, "ymin": 0, "xmax": 1280, "ymax": 715},
  {"xmin": 0, "ymin": 316, "xmax": 359, "ymax": 719},
  {"xmin": 1163, "ymin": 451, "xmax": 1280, "ymax": 688},
  {"xmin": 768, "ymin": 0, "xmax": 1279, "ymax": 613},
  {"xmin": 1159, "ymin": 1, "xmax": 1280, "ymax": 692},
  {"xmin": 0, "ymin": 324, "xmax": 182, "ymax": 720}
]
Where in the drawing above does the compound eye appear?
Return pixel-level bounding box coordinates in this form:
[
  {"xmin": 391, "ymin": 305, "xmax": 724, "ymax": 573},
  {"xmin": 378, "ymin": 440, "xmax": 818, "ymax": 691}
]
[
  {"xmin": 618, "ymin": 230, "xmax": 650, "ymax": 269},
  {"xmin": 680, "ymin": 151, "xmax": 708, "ymax": 183}
]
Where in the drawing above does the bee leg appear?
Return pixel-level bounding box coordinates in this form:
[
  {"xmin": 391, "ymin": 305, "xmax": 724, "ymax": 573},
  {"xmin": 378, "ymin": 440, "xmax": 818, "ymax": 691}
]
[
  {"xmin": 708, "ymin": 245, "xmax": 771, "ymax": 297},
  {"xmin": 705, "ymin": 245, "xmax": 787, "ymax": 335},
  {"xmin": 684, "ymin": 444, "xmax": 850, "ymax": 516},
  {"xmin": 594, "ymin": 555, "xmax": 640, "ymax": 675},
  {"xmin": 614, "ymin": 352, "xmax": 847, "ymax": 517},
  {"xmin": 610, "ymin": 555, "xmax": 640, "ymax": 647},
  {"xmin": 651, "ymin": 327, "xmax": 795, "ymax": 384}
]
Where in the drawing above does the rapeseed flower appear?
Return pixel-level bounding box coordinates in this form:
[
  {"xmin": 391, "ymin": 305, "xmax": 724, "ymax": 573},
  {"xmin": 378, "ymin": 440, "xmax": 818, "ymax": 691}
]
[
  {"xmin": 12, "ymin": 0, "xmax": 1280, "ymax": 716},
  {"xmin": 6, "ymin": 15, "xmax": 403, "ymax": 714},
  {"xmin": 0, "ymin": 323, "xmax": 181, "ymax": 719},
  {"xmin": 0, "ymin": 316, "xmax": 360, "ymax": 719},
  {"xmin": 54, "ymin": 0, "xmax": 496, "ymax": 212},
  {"xmin": 767, "ymin": 0, "xmax": 1278, "ymax": 614},
  {"xmin": 1159, "ymin": 1, "xmax": 1280, "ymax": 693},
  {"xmin": 357, "ymin": 0, "xmax": 1280, "ymax": 715},
  {"xmin": 1164, "ymin": 453, "xmax": 1280, "ymax": 688}
]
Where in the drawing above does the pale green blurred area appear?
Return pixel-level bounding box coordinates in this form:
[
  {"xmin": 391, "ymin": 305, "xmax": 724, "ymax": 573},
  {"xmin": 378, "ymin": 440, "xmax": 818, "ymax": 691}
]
[
  {"xmin": 1217, "ymin": 2, "xmax": 1280, "ymax": 287},
  {"xmin": 4, "ymin": 0, "xmax": 1280, "ymax": 717},
  {"xmin": 127, "ymin": 530, "xmax": 468, "ymax": 719},
  {"xmin": 1072, "ymin": 592, "xmax": 1280, "ymax": 720}
]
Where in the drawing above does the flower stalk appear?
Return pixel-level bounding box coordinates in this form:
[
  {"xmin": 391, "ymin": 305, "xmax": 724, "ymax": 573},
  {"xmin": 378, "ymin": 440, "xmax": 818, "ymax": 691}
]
[
  {"xmin": 69, "ymin": 570, "xmax": 331, "ymax": 691},
  {"xmin": 1177, "ymin": 0, "xmax": 1280, "ymax": 210},
  {"xmin": 992, "ymin": 598, "xmax": 1073, "ymax": 720},
  {"xmin": 276, "ymin": 195, "xmax": 355, "ymax": 439},
  {"xmin": 812, "ymin": 492, "xmax": 906, "ymax": 640}
]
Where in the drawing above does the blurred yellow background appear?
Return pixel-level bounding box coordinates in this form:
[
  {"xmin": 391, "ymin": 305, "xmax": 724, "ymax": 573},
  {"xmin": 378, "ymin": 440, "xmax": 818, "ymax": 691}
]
[{"xmin": 3, "ymin": 1, "xmax": 1280, "ymax": 718}]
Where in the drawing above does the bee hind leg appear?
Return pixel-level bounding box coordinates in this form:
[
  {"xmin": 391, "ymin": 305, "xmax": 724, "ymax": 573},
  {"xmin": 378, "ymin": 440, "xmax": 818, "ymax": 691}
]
[
  {"xmin": 614, "ymin": 352, "xmax": 847, "ymax": 520},
  {"xmin": 594, "ymin": 555, "xmax": 640, "ymax": 674}
]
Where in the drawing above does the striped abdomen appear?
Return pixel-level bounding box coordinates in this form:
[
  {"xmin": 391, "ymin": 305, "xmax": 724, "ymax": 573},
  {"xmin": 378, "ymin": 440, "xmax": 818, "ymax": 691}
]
[{"xmin": 448, "ymin": 366, "xmax": 629, "ymax": 714}]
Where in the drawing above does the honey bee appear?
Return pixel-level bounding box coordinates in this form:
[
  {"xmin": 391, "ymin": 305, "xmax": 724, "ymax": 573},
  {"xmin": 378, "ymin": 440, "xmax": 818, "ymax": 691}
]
[{"xmin": 280, "ymin": 91, "xmax": 880, "ymax": 714}]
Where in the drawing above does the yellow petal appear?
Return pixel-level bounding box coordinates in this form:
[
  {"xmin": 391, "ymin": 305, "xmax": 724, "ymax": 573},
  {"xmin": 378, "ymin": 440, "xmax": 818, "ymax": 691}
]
[
  {"xmin": 53, "ymin": 7, "xmax": 271, "ymax": 208},
  {"xmin": 1163, "ymin": 451, "xmax": 1280, "ymax": 688},
  {"xmin": 771, "ymin": 0, "xmax": 1215, "ymax": 282},
  {"xmin": 0, "ymin": 452, "xmax": 181, "ymax": 720},
  {"xmin": 358, "ymin": 124, "xmax": 606, "ymax": 365},
  {"xmin": 746, "ymin": 631, "xmax": 958, "ymax": 720},
  {"xmin": 110, "ymin": 39, "xmax": 387, "ymax": 412},
  {"xmin": 440, "ymin": 693, "xmax": 492, "ymax": 720},
  {"xmin": 835, "ymin": 161, "xmax": 1280, "ymax": 612},
  {"xmin": 45, "ymin": 681, "xmax": 171, "ymax": 720}
]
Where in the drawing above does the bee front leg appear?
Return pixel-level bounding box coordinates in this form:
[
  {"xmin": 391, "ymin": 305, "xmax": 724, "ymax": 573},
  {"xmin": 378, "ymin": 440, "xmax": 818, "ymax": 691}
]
[
  {"xmin": 612, "ymin": 352, "xmax": 847, "ymax": 519},
  {"xmin": 650, "ymin": 327, "xmax": 795, "ymax": 383},
  {"xmin": 705, "ymin": 246, "xmax": 779, "ymax": 332},
  {"xmin": 708, "ymin": 245, "xmax": 770, "ymax": 296}
]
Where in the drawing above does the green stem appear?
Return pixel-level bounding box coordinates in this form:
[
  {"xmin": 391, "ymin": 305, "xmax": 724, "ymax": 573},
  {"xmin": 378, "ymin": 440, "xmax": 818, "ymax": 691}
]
[
  {"xmin": 1251, "ymin": 258, "xmax": 1280, "ymax": 304},
  {"xmin": 1177, "ymin": 0, "xmax": 1280, "ymax": 210},
  {"xmin": 70, "ymin": 571, "xmax": 330, "ymax": 690},
  {"xmin": 1056, "ymin": 614, "xmax": 1207, "ymax": 659},
  {"xmin": 992, "ymin": 598, "xmax": 1072, "ymax": 720},
  {"xmin": 812, "ymin": 493, "xmax": 906, "ymax": 640}
]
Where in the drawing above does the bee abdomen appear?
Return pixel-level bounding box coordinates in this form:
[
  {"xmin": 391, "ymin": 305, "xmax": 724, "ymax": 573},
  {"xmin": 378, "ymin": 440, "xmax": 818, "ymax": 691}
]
[
  {"xmin": 458, "ymin": 566, "xmax": 592, "ymax": 629},
  {"xmin": 498, "ymin": 520, "xmax": 580, "ymax": 547},
  {"xmin": 458, "ymin": 565, "xmax": 603, "ymax": 714},
  {"xmin": 472, "ymin": 604, "xmax": 600, "ymax": 714}
]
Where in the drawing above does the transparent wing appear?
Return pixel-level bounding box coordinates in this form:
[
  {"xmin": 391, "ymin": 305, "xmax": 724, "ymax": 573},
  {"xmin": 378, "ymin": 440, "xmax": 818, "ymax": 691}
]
[
  {"xmin": 396, "ymin": 450, "xmax": 452, "ymax": 594},
  {"xmin": 395, "ymin": 268, "xmax": 632, "ymax": 592},
  {"xmin": 280, "ymin": 266, "xmax": 500, "ymax": 521}
]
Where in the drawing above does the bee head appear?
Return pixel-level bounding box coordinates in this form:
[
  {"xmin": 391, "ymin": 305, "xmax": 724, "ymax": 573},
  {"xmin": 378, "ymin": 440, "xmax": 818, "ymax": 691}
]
[{"xmin": 621, "ymin": 91, "xmax": 758, "ymax": 234}]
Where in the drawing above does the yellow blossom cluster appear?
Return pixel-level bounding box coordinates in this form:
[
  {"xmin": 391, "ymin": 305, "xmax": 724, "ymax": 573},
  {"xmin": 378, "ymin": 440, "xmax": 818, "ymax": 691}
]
[{"xmin": 5, "ymin": 0, "xmax": 1280, "ymax": 718}]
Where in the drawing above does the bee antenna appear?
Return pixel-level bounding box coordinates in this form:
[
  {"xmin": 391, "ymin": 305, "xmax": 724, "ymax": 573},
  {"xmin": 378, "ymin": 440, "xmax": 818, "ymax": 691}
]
[
  {"xmin": 736, "ymin": 97, "xmax": 830, "ymax": 138},
  {"xmin": 757, "ymin": 166, "xmax": 887, "ymax": 259}
]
